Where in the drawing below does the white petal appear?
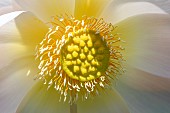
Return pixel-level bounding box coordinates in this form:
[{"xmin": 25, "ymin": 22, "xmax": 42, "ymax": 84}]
[
  {"xmin": 114, "ymin": 14, "xmax": 170, "ymax": 78},
  {"xmin": 15, "ymin": 0, "xmax": 75, "ymax": 22},
  {"xmin": 153, "ymin": 0, "xmax": 170, "ymax": 14},
  {"xmin": 16, "ymin": 82, "xmax": 130, "ymax": 113},
  {"xmin": 0, "ymin": 66, "xmax": 36, "ymax": 113},
  {"xmin": 0, "ymin": 11, "xmax": 24, "ymax": 27},
  {"xmin": 101, "ymin": 1, "xmax": 167, "ymax": 24},
  {"xmin": 116, "ymin": 78, "xmax": 170, "ymax": 113}
]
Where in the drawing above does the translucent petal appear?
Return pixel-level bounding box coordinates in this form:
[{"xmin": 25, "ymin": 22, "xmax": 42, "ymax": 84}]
[
  {"xmin": 0, "ymin": 0, "xmax": 11, "ymax": 7},
  {"xmin": 0, "ymin": 6, "xmax": 14, "ymax": 15},
  {"xmin": 0, "ymin": 63, "xmax": 36, "ymax": 113},
  {"xmin": 0, "ymin": 19, "xmax": 21, "ymax": 43},
  {"xmin": 74, "ymin": 0, "xmax": 112, "ymax": 19},
  {"xmin": 0, "ymin": 0, "xmax": 22, "ymax": 15},
  {"xmin": 116, "ymin": 77, "xmax": 170, "ymax": 113},
  {"xmin": 0, "ymin": 11, "xmax": 23, "ymax": 27},
  {"xmin": 0, "ymin": 0, "xmax": 20, "ymax": 15},
  {"xmin": 101, "ymin": 1, "xmax": 166, "ymax": 24},
  {"xmin": 114, "ymin": 14, "xmax": 170, "ymax": 78},
  {"xmin": 12, "ymin": 0, "xmax": 22, "ymax": 11},
  {"xmin": 16, "ymin": 82, "xmax": 130, "ymax": 113},
  {"xmin": 15, "ymin": 0, "xmax": 75, "ymax": 22}
]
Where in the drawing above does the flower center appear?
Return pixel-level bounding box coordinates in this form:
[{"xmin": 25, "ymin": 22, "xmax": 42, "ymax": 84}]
[
  {"xmin": 61, "ymin": 29, "xmax": 110, "ymax": 82},
  {"xmin": 34, "ymin": 14, "xmax": 124, "ymax": 103}
]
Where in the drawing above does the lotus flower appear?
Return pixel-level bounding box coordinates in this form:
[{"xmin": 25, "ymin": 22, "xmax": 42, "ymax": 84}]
[{"xmin": 0, "ymin": 0, "xmax": 170, "ymax": 113}]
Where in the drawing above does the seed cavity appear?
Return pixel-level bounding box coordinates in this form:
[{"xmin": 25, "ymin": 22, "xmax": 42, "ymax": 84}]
[{"xmin": 60, "ymin": 30, "xmax": 110, "ymax": 81}]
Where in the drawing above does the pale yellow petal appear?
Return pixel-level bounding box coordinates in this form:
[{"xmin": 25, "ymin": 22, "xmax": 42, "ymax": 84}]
[
  {"xmin": 14, "ymin": 12, "xmax": 48, "ymax": 52},
  {"xmin": 16, "ymin": 82, "xmax": 130, "ymax": 113},
  {"xmin": 15, "ymin": 0, "xmax": 75, "ymax": 22},
  {"xmin": 0, "ymin": 43, "xmax": 32, "ymax": 69},
  {"xmin": 74, "ymin": 0, "xmax": 112, "ymax": 19},
  {"xmin": 0, "ymin": 12, "xmax": 48, "ymax": 54},
  {"xmin": 101, "ymin": 2, "xmax": 166, "ymax": 24},
  {"xmin": 114, "ymin": 14, "xmax": 170, "ymax": 78}
]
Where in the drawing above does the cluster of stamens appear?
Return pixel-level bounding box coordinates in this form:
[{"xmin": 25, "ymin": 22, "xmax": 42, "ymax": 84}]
[{"xmin": 34, "ymin": 14, "xmax": 124, "ymax": 103}]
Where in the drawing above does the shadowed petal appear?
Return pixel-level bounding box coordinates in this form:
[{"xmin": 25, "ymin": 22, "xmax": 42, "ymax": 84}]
[
  {"xmin": 14, "ymin": 0, "xmax": 75, "ymax": 22},
  {"xmin": 114, "ymin": 14, "xmax": 170, "ymax": 78},
  {"xmin": 74, "ymin": 0, "xmax": 112, "ymax": 19},
  {"xmin": 119, "ymin": 66, "xmax": 170, "ymax": 91},
  {"xmin": 0, "ymin": 6, "xmax": 14, "ymax": 15},
  {"xmin": 101, "ymin": 1, "xmax": 166, "ymax": 24},
  {"xmin": 115, "ymin": 78, "xmax": 170, "ymax": 113},
  {"xmin": 77, "ymin": 89, "xmax": 130, "ymax": 113},
  {"xmin": 16, "ymin": 82, "xmax": 130, "ymax": 113},
  {"xmin": 16, "ymin": 82, "xmax": 70, "ymax": 113}
]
